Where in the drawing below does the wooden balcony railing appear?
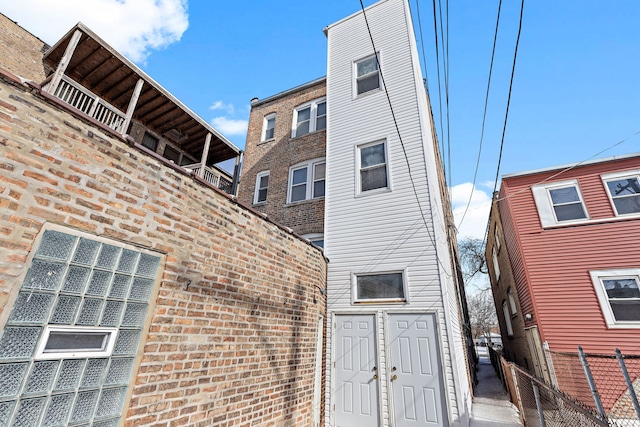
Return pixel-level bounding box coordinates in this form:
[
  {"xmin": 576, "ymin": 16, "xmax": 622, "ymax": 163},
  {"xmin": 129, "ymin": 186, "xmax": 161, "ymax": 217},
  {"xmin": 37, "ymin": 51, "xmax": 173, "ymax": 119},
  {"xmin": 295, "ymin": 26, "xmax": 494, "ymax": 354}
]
[
  {"xmin": 183, "ymin": 163, "xmax": 234, "ymax": 194},
  {"xmin": 51, "ymin": 76, "xmax": 126, "ymax": 133}
]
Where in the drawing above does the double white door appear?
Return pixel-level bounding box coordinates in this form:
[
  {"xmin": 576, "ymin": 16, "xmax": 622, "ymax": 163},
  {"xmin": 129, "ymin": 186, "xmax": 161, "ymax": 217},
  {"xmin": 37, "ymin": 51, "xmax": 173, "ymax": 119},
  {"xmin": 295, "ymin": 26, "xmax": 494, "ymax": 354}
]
[{"xmin": 334, "ymin": 313, "xmax": 447, "ymax": 427}]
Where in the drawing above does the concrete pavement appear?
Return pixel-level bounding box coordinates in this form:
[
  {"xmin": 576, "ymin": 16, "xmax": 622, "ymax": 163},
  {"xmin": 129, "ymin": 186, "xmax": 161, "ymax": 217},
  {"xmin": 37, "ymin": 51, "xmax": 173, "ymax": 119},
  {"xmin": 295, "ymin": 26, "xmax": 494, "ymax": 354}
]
[{"xmin": 470, "ymin": 355, "xmax": 522, "ymax": 426}]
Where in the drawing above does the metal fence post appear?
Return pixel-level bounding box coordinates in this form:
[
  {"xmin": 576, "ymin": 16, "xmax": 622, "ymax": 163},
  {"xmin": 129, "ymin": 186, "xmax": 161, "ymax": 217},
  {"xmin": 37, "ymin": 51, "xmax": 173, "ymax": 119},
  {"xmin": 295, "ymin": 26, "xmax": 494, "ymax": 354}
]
[
  {"xmin": 532, "ymin": 381, "xmax": 547, "ymax": 427},
  {"xmin": 615, "ymin": 348, "xmax": 640, "ymax": 421},
  {"xmin": 578, "ymin": 346, "xmax": 607, "ymax": 422}
]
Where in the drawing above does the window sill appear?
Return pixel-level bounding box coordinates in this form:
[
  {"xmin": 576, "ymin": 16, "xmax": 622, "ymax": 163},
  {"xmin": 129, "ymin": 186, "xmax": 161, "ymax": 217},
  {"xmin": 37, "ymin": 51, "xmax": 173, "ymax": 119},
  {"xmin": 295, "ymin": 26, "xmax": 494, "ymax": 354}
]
[
  {"xmin": 285, "ymin": 197, "xmax": 324, "ymax": 207},
  {"xmin": 541, "ymin": 213, "xmax": 640, "ymax": 230},
  {"xmin": 353, "ymin": 299, "xmax": 407, "ymax": 305},
  {"xmin": 289, "ymin": 128, "xmax": 326, "ymax": 141},
  {"xmin": 252, "ymin": 201, "xmax": 267, "ymax": 207},
  {"xmin": 353, "ymin": 87, "xmax": 382, "ymax": 100},
  {"xmin": 355, "ymin": 187, "xmax": 391, "ymax": 198},
  {"xmin": 258, "ymin": 138, "xmax": 275, "ymax": 146}
]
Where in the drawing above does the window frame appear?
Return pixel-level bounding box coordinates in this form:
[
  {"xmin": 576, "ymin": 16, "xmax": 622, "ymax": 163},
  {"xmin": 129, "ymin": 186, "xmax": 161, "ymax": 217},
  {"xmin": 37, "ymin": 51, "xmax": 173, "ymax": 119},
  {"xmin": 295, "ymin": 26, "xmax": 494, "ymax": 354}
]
[
  {"xmin": 352, "ymin": 269, "xmax": 409, "ymax": 304},
  {"xmin": 507, "ymin": 287, "xmax": 517, "ymax": 316},
  {"xmin": 302, "ymin": 233, "xmax": 324, "ymax": 250},
  {"xmin": 35, "ymin": 325, "xmax": 118, "ymax": 360},
  {"xmin": 354, "ymin": 53, "xmax": 381, "ymax": 97},
  {"xmin": 590, "ymin": 268, "xmax": 640, "ymax": 328},
  {"xmin": 253, "ymin": 170, "xmax": 270, "ymax": 205},
  {"xmin": 601, "ymin": 171, "xmax": 640, "ymax": 217},
  {"xmin": 492, "ymin": 246, "xmax": 501, "ymax": 280},
  {"xmin": 287, "ymin": 158, "xmax": 326, "ymax": 204},
  {"xmin": 262, "ymin": 113, "xmax": 276, "ymax": 142},
  {"xmin": 502, "ymin": 301, "xmax": 514, "ymax": 336},
  {"xmin": 356, "ymin": 139, "xmax": 390, "ymax": 195},
  {"xmin": 291, "ymin": 98, "xmax": 326, "ymax": 138},
  {"xmin": 531, "ymin": 180, "xmax": 589, "ymax": 228}
]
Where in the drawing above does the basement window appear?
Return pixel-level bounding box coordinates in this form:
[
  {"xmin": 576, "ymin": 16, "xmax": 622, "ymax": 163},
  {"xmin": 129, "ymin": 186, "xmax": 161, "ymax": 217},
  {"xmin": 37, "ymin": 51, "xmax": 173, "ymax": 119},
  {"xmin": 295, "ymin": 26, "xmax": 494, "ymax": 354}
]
[{"xmin": 36, "ymin": 326, "xmax": 117, "ymax": 359}]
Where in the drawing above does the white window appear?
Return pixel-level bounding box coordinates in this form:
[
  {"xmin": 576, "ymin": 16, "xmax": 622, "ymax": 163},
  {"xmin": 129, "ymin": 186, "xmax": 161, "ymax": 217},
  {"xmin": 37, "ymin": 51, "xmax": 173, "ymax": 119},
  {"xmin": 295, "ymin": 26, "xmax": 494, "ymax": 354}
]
[
  {"xmin": 35, "ymin": 326, "xmax": 118, "ymax": 360},
  {"xmin": 502, "ymin": 301, "xmax": 514, "ymax": 336},
  {"xmin": 254, "ymin": 171, "xmax": 269, "ymax": 204},
  {"xmin": 353, "ymin": 271, "xmax": 407, "ymax": 303},
  {"xmin": 288, "ymin": 159, "xmax": 325, "ymax": 203},
  {"xmin": 507, "ymin": 288, "xmax": 517, "ymax": 315},
  {"xmin": 492, "ymin": 246, "xmax": 501, "ymax": 280},
  {"xmin": 262, "ymin": 113, "xmax": 276, "ymax": 141},
  {"xmin": 292, "ymin": 98, "xmax": 326, "ymax": 138},
  {"xmin": 355, "ymin": 54, "xmax": 381, "ymax": 95},
  {"xmin": 532, "ymin": 180, "xmax": 588, "ymax": 227},
  {"xmin": 590, "ymin": 269, "xmax": 640, "ymax": 328},
  {"xmin": 302, "ymin": 233, "xmax": 324, "ymax": 250},
  {"xmin": 358, "ymin": 140, "xmax": 388, "ymax": 193},
  {"xmin": 494, "ymin": 224, "xmax": 501, "ymax": 252},
  {"xmin": 602, "ymin": 171, "xmax": 640, "ymax": 216}
]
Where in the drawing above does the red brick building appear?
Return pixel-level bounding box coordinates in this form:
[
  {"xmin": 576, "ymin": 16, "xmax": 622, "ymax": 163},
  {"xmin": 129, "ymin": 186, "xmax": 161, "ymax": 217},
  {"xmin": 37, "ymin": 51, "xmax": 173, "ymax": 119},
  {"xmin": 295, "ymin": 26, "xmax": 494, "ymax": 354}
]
[
  {"xmin": 238, "ymin": 78, "xmax": 327, "ymax": 246},
  {"xmin": 0, "ymin": 15, "xmax": 327, "ymax": 427}
]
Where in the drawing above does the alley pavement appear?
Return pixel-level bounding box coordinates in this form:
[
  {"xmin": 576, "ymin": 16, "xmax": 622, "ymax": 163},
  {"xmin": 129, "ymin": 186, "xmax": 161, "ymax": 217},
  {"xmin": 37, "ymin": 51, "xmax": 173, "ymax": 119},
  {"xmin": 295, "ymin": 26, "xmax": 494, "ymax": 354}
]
[{"xmin": 470, "ymin": 352, "xmax": 522, "ymax": 427}]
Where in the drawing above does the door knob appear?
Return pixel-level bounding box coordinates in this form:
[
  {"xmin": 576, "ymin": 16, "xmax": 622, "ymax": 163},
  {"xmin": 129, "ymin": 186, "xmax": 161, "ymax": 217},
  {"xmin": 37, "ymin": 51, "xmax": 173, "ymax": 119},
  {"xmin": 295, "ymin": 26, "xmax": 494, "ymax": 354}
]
[
  {"xmin": 373, "ymin": 374, "xmax": 378, "ymax": 380},
  {"xmin": 392, "ymin": 374, "xmax": 398, "ymax": 381}
]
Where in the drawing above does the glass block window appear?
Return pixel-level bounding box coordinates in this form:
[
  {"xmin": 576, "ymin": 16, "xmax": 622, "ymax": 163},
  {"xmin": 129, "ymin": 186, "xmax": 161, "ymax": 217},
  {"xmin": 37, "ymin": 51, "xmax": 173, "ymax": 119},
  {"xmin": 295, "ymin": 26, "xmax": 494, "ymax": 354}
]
[{"xmin": 0, "ymin": 229, "xmax": 161, "ymax": 426}]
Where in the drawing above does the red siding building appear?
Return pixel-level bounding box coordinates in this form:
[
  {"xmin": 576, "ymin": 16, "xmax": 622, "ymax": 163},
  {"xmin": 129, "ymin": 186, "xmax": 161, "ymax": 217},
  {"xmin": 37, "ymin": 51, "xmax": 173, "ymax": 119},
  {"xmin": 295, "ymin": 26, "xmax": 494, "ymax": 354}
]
[{"xmin": 486, "ymin": 153, "xmax": 640, "ymax": 412}]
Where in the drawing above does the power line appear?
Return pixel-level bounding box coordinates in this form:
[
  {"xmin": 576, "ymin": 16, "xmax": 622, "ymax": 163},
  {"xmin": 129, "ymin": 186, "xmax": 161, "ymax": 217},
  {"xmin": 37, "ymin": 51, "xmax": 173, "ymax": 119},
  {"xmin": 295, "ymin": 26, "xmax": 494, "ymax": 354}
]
[
  {"xmin": 358, "ymin": 0, "xmax": 454, "ymax": 278},
  {"xmin": 414, "ymin": 0, "xmax": 431, "ymax": 93},
  {"xmin": 431, "ymin": 0, "xmax": 446, "ymax": 171},
  {"xmin": 457, "ymin": 0, "xmax": 503, "ymax": 230},
  {"xmin": 491, "ymin": 0, "xmax": 526, "ymax": 197}
]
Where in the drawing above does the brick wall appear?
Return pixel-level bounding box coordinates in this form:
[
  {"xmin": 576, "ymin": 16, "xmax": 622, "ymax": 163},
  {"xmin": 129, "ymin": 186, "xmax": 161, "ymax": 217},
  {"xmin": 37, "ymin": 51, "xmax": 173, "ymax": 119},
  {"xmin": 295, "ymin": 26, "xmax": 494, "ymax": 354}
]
[
  {"xmin": 0, "ymin": 14, "xmax": 49, "ymax": 82},
  {"xmin": 238, "ymin": 80, "xmax": 326, "ymax": 237},
  {"xmin": 0, "ymin": 73, "xmax": 327, "ymax": 426}
]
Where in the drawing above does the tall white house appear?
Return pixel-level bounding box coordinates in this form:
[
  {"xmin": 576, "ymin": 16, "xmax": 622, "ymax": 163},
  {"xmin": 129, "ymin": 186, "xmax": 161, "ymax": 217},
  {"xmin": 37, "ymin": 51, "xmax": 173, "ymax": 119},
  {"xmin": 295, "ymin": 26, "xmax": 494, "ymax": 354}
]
[{"xmin": 324, "ymin": 0, "xmax": 472, "ymax": 425}]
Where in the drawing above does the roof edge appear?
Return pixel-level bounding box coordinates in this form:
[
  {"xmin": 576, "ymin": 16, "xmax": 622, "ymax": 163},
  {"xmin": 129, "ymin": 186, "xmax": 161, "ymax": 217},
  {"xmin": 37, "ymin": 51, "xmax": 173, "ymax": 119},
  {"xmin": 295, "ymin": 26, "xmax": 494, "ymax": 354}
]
[
  {"xmin": 250, "ymin": 77, "xmax": 326, "ymax": 108},
  {"xmin": 502, "ymin": 151, "xmax": 640, "ymax": 180}
]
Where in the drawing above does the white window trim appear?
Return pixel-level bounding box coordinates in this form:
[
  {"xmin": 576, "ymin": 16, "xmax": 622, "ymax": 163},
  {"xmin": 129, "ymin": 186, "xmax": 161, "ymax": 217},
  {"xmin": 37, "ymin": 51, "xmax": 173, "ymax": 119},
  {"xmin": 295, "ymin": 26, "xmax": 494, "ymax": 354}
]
[
  {"xmin": 353, "ymin": 52, "xmax": 382, "ymax": 98},
  {"xmin": 494, "ymin": 224, "xmax": 501, "ymax": 252},
  {"xmin": 508, "ymin": 288, "xmax": 517, "ymax": 316},
  {"xmin": 531, "ymin": 179, "xmax": 589, "ymax": 228},
  {"xmin": 601, "ymin": 170, "xmax": 640, "ymax": 218},
  {"xmin": 262, "ymin": 113, "xmax": 276, "ymax": 142},
  {"xmin": 253, "ymin": 170, "xmax": 270, "ymax": 205},
  {"xmin": 356, "ymin": 139, "xmax": 391, "ymax": 196},
  {"xmin": 351, "ymin": 269, "xmax": 409, "ymax": 304},
  {"xmin": 287, "ymin": 158, "xmax": 326, "ymax": 204},
  {"xmin": 492, "ymin": 246, "xmax": 501, "ymax": 280},
  {"xmin": 502, "ymin": 301, "xmax": 514, "ymax": 336},
  {"xmin": 35, "ymin": 325, "xmax": 118, "ymax": 360},
  {"xmin": 291, "ymin": 98, "xmax": 326, "ymax": 138},
  {"xmin": 590, "ymin": 268, "xmax": 640, "ymax": 329}
]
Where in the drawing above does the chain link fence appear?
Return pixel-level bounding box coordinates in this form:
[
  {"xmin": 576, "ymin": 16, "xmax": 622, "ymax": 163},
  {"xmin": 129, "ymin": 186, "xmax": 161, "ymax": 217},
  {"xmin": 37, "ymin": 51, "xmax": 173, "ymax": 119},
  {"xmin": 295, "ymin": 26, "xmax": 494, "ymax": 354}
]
[
  {"xmin": 549, "ymin": 349, "xmax": 640, "ymax": 426},
  {"xmin": 490, "ymin": 347, "xmax": 608, "ymax": 427}
]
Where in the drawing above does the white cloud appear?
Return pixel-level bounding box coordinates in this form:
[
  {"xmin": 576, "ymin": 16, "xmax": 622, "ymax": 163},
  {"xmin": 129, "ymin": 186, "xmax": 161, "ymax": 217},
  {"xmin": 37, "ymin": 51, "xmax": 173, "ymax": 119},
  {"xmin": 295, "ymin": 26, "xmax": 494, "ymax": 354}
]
[
  {"xmin": 209, "ymin": 101, "xmax": 235, "ymax": 115},
  {"xmin": 450, "ymin": 182, "xmax": 493, "ymax": 240},
  {"xmin": 211, "ymin": 117, "xmax": 248, "ymax": 137},
  {"xmin": 2, "ymin": 0, "xmax": 189, "ymax": 63}
]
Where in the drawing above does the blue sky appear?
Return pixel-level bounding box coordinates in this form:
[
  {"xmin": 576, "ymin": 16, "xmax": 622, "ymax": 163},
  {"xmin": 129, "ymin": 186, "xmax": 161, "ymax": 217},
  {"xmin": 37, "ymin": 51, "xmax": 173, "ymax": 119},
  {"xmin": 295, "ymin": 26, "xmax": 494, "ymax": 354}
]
[{"xmin": 3, "ymin": 0, "xmax": 639, "ymax": 238}]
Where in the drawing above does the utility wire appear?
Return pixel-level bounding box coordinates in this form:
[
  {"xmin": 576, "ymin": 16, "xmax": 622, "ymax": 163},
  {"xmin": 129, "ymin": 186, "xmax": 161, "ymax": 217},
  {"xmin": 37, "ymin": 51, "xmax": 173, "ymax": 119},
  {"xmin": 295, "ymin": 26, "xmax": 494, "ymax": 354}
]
[
  {"xmin": 415, "ymin": 0, "xmax": 431, "ymax": 93},
  {"xmin": 457, "ymin": 0, "xmax": 503, "ymax": 229},
  {"xmin": 491, "ymin": 0, "xmax": 526, "ymax": 197},
  {"xmin": 432, "ymin": 0, "xmax": 446, "ymax": 170},
  {"xmin": 358, "ymin": 0, "xmax": 454, "ymax": 278}
]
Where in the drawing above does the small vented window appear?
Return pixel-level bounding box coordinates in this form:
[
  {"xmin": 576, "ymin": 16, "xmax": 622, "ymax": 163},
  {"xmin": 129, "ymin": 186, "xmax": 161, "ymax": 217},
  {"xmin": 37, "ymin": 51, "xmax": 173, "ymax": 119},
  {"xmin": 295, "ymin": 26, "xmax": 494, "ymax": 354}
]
[{"xmin": 36, "ymin": 326, "xmax": 117, "ymax": 359}]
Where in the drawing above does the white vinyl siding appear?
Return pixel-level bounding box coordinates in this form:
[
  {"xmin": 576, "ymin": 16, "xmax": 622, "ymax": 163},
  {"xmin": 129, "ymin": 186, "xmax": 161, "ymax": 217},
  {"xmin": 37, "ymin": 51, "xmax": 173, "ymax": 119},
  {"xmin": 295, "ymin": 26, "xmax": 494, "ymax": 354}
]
[{"xmin": 325, "ymin": 0, "xmax": 469, "ymax": 424}]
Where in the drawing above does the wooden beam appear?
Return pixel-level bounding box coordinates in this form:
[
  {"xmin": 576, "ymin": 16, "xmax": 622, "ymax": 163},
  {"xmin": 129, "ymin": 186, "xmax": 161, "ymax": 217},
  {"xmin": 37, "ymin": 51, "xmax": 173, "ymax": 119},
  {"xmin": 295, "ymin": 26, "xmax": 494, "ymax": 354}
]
[
  {"xmin": 121, "ymin": 79, "xmax": 144, "ymax": 136},
  {"xmin": 199, "ymin": 133, "xmax": 212, "ymax": 178},
  {"xmin": 47, "ymin": 30, "xmax": 83, "ymax": 95}
]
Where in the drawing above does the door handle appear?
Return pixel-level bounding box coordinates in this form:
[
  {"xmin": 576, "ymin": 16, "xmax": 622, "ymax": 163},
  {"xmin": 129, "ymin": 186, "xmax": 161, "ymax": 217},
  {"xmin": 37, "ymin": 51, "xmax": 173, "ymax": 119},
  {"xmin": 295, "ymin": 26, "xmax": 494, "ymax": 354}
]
[
  {"xmin": 391, "ymin": 374, "xmax": 397, "ymax": 381},
  {"xmin": 373, "ymin": 374, "xmax": 378, "ymax": 380}
]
